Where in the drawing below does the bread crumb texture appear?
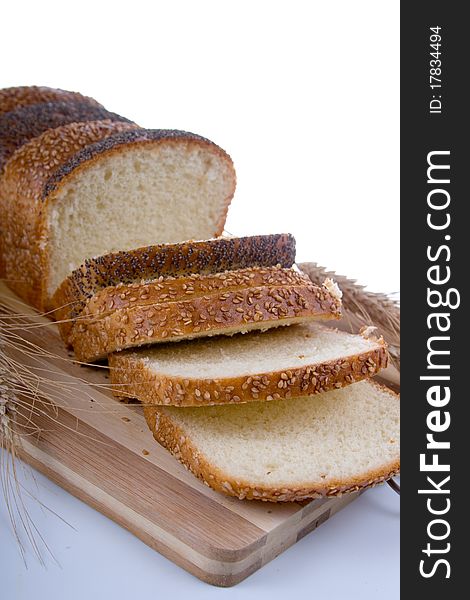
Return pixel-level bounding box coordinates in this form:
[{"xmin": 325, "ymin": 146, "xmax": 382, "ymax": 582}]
[
  {"xmin": 46, "ymin": 130, "xmax": 236, "ymax": 298},
  {"xmin": 109, "ymin": 322, "xmax": 387, "ymax": 406},
  {"xmin": 145, "ymin": 380, "xmax": 400, "ymax": 501}
]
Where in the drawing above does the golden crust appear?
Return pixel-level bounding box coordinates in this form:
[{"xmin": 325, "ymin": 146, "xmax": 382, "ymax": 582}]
[
  {"xmin": 109, "ymin": 340, "xmax": 388, "ymax": 406},
  {"xmin": 69, "ymin": 270, "xmax": 342, "ymax": 362},
  {"xmin": 52, "ymin": 234, "xmax": 296, "ymax": 340},
  {"xmin": 0, "ymin": 120, "xmax": 139, "ymax": 307},
  {"xmin": 0, "ymin": 100, "xmax": 131, "ymax": 170},
  {"xmin": 57, "ymin": 262, "xmax": 302, "ymax": 342},
  {"xmin": 143, "ymin": 381, "xmax": 400, "ymax": 502},
  {"xmin": 0, "ymin": 85, "xmax": 102, "ymax": 116}
]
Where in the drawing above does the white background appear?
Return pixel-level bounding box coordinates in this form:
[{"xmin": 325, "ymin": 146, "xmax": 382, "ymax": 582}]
[{"xmin": 0, "ymin": 1, "xmax": 400, "ymax": 598}]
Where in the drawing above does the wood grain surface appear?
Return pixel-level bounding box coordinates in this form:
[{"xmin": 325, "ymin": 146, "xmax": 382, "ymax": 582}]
[{"xmin": 1, "ymin": 281, "xmax": 363, "ymax": 586}]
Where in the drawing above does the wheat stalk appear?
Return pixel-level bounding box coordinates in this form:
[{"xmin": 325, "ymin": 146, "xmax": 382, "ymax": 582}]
[
  {"xmin": 298, "ymin": 262, "xmax": 400, "ymax": 371},
  {"xmin": 0, "ymin": 317, "xmax": 56, "ymax": 565},
  {"xmin": 0, "ymin": 291, "xmax": 123, "ymax": 564}
]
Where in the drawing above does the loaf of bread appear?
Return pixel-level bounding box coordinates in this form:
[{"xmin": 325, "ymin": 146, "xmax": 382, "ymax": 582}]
[
  {"xmin": 109, "ymin": 322, "xmax": 388, "ymax": 406},
  {"xmin": 69, "ymin": 268, "xmax": 342, "ymax": 362},
  {"xmin": 143, "ymin": 380, "xmax": 400, "ymax": 501},
  {"xmin": 1, "ymin": 127, "xmax": 236, "ymax": 310},
  {"xmin": 0, "ymin": 100, "xmax": 131, "ymax": 171},
  {"xmin": 53, "ymin": 234, "xmax": 296, "ymax": 340},
  {"xmin": 0, "ymin": 85, "xmax": 102, "ymax": 115}
]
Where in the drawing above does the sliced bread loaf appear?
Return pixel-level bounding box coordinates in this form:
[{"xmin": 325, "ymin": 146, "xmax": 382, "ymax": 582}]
[
  {"xmin": 53, "ymin": 234, "xmax": 296, "ymax": 341},
  {"xmin": 143, "ymin": 380, "xmax": 400, "ymax": 502},
  {"xmin": 0, "ymin": 120, "xmax": 139, "ymax": 303},
  {"xmin": 0, "ymin": 100, "xmax": 132, "ymax": 170},
  {"xmin": 0, "ymin": 85, "xmax": 102, "ymax": 116},
  {"xmin": 109, "ymin": 322, "xmax": 388, "ymax": 406},
  {"xmin": 70, "ymin": 268, "xmax": 342, "ymax": 362},
  {"xmin": 1, "ymin": 127, "xmax": 236, "ymax": 310}
]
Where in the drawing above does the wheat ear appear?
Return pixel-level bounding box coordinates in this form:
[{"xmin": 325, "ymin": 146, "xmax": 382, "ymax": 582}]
[
  {"xmin": 298, "ymin": 262, "xmax": 400, "ymax": 371},
  {"xmin": 0, "ymin": 319, "xmax": 59, "ymax": 565},
  {"xmin": 0, "ymin": 300, "xmax": 108, "ymax": 564}
]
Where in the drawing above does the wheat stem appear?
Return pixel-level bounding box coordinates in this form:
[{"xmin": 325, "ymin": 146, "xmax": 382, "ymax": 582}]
[{"xmin": 298, "ymin": 262, "xmax": 400, "ymax": 370}]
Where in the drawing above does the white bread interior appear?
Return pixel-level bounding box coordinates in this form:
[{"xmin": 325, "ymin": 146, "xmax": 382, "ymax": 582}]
[
  {"xmin": 47, "ymin": 142, "xmax": 235, "ymax": 296},
  {"xmin": 131, "ymin": 322, "xmax": 380, "ymax": 379},
  {"xmin": 148, "ymin": 380, "xmax": 400, "ymax": 500}
]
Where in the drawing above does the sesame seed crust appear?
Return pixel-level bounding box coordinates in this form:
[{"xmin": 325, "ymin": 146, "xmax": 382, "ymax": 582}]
[
  {"xmin": 109, "ymin": 336, "xmax": 388, "ymax": 407},
  {"xmin": 0, "ymin": 85, "xmax": 102, "ymax": 116},
  {"xmin": 69, "ymin": 268, "xmax": 342, "ymax": 362},
  {"xmin": 0, "ymin": 120, "xmax": 140, "ymax": 307},
  {"xmin": 53, "ymin": 235, "xmax": 296, "ymax": 340},
  {"xmin": 0, "ymin": 100, "xmax": 132, "ymax": 171},
  {"xmin": 143, "ymin": 381, "xmax": 400, "ymax": 502}
]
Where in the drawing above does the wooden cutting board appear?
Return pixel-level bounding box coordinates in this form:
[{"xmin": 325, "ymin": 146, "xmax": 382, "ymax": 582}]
[{"xmin": 1, "ymin": 282, "xmax": 362, "ymax": 587}]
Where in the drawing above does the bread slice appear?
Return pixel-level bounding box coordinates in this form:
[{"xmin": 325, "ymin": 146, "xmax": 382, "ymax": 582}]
[
  {"xmin": 0, "ymin": 120, "xmax": 139, "ymax": 302},
  {"xmin": 0, "ymin": 100, "xmax": 131, "ymax": 170},
  {"xmin": 143, "ymin": 380, "xmax": 400, "ymax": 502},
  {"xmin": 109, "ymin": 323, "xmax": 388, "ymax": 406},
  {"xmin": 1, "ymin": 127, "xmax": 236, "ymax": 310},
  {"xmin": 0, "ymin": 85, "xmax": 102, "ymax": 116},
  {"xmin": 53, "ymin": 234, "xmax": 296, "ymax": 341},
  {"xmin": 70, "ymin": 267, "xmax": 342, "ymax": 362}
]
